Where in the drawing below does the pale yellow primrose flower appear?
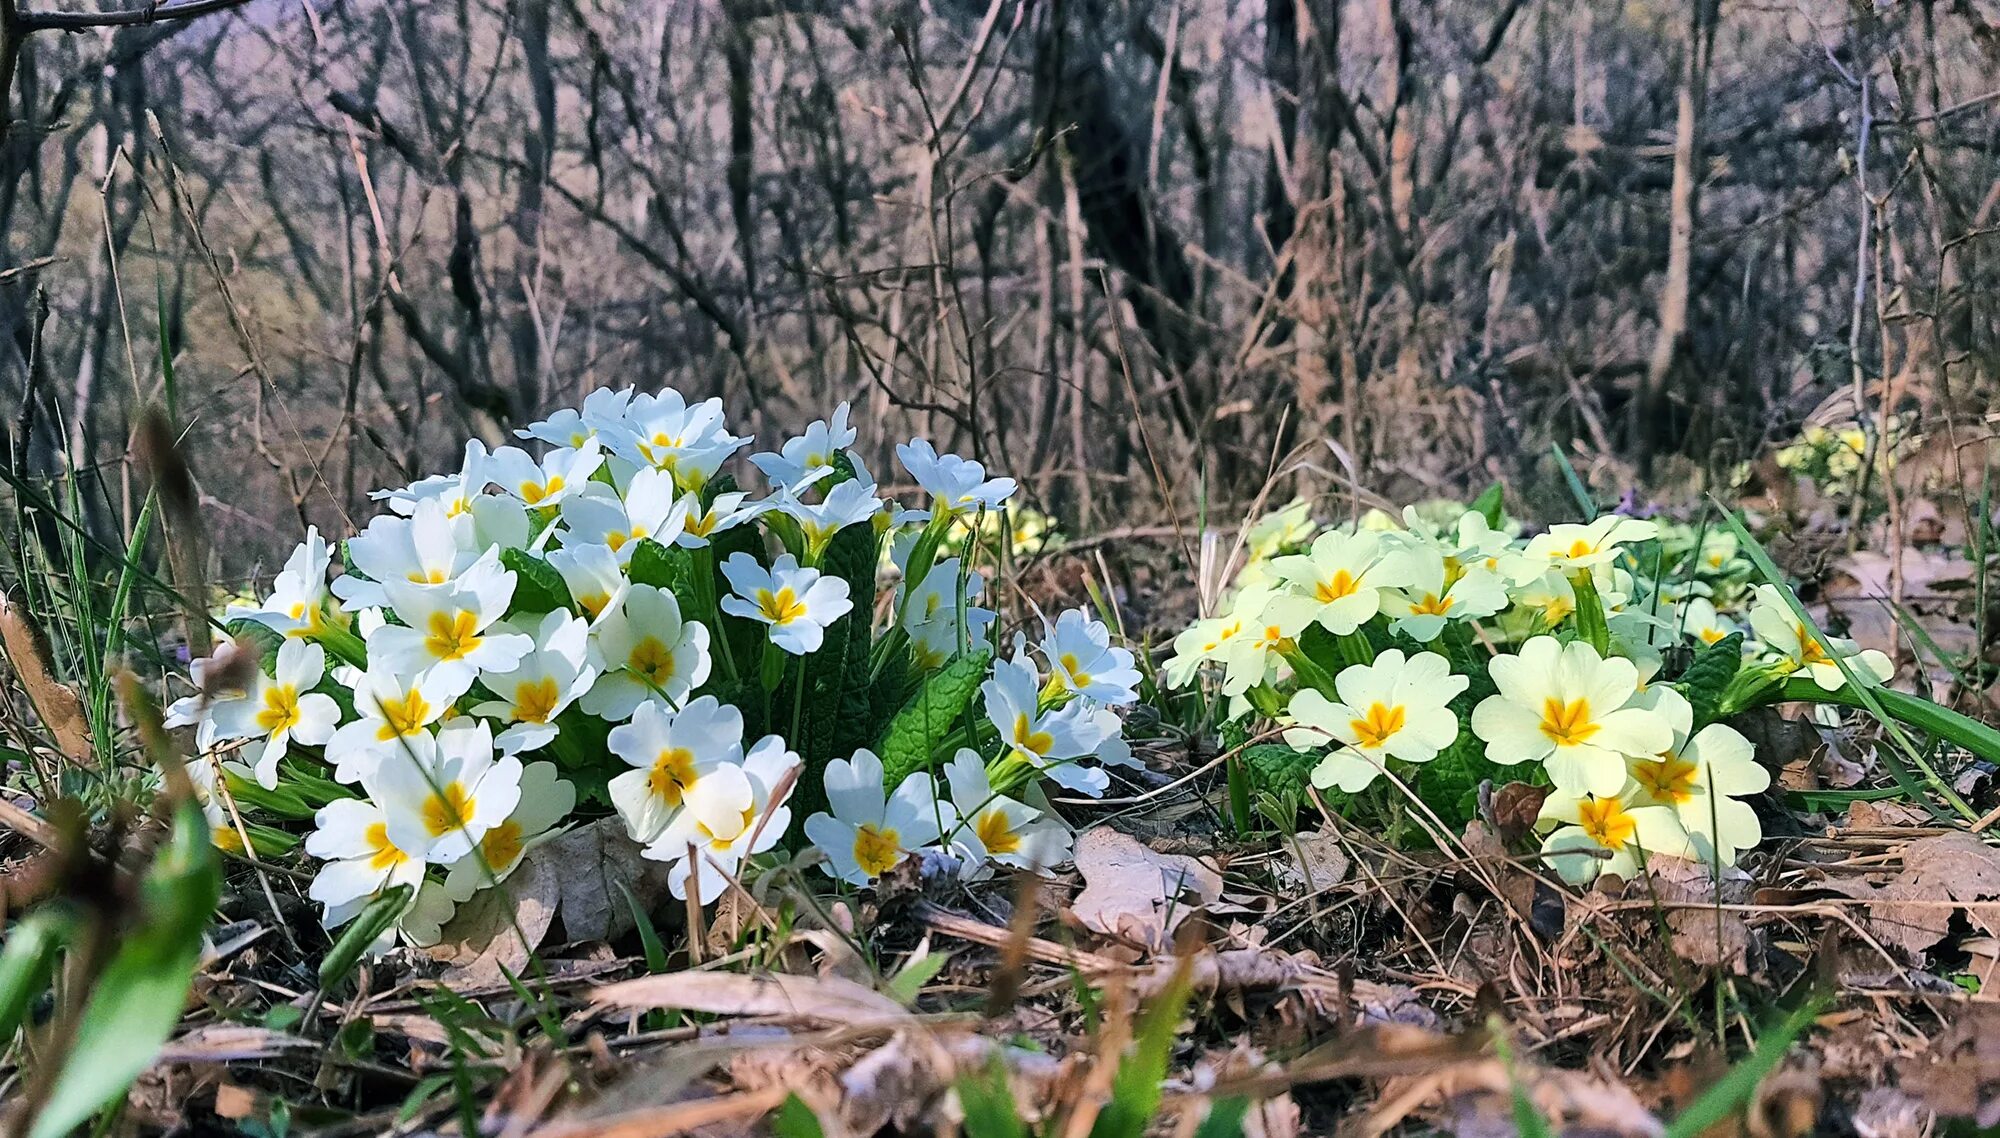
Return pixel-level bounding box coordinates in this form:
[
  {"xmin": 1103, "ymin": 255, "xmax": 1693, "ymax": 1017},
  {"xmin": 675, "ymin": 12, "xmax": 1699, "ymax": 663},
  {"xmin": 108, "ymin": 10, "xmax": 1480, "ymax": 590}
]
[
  {"xmin": 1745, "ymin": 584, "xmax": 1892, "ymax": 691},
  {"xmin": 1470, "ymin": 636, "xmax": 1673, "ymax": 797},
  {"xmin": 1283, "ymin": 649, "xmax": 1468, "ymax": 793},
  {"xmin": 1537, "ymin": 788, "xmax": 1694, "ymax": 885},
  {"xmin": 1522, "ymin": 515, "xmax": 1659, "ymax": 572},
  {"xmin": 1624, "ymin": 689, "xmax": 1768, "ymax": 867}
]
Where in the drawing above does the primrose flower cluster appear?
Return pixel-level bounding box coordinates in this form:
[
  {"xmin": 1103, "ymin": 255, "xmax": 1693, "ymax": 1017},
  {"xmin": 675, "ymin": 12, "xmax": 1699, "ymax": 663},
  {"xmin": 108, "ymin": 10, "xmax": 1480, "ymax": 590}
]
[
  {"xmin": 1170, "ymin": 496, "xmax": 1896, "ymax": 886},
  {"xmin": 168, "ymin": 391, "xmax": 1137, "ymax": 950}
]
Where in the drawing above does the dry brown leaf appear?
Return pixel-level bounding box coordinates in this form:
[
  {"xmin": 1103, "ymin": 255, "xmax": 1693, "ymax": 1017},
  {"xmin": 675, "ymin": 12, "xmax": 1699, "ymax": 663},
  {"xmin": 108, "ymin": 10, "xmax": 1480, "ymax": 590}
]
[
  {"xmin": 535, "ymin": 816, "xmax": 673, "ymax": 942},
  {"xmin": 593, "ymin": 968, "xmax": 909, "ymax": 1024},
  {"xmin": 1648, "ymin": 858, "xmax": 1755, "ymax": 972},
  {"xmin": 426, "ymin": 851, "xmax": 559, "ymax": 985},
  {"xmin": 154, "ymin": 1025, "xmax": 316, "ymax": 1064},
  {"xmin": 1273, "ymin": 825, "xmax": 1350, "ymax": 893},
  {"xmin": 1851, "ymin": 832, "xmax": 2000, "ymax": 960},
  {"xmin": 1845, "ymin": 799, "xmax": 1931, "ymax": 829},
  {"xmin": 1895, "ymin": 1003, "xmax": 2000, "ymax": 1128},
  {"xmin": 1069, "ymin": 826, "xmax": 1222, "ymax": 949}
]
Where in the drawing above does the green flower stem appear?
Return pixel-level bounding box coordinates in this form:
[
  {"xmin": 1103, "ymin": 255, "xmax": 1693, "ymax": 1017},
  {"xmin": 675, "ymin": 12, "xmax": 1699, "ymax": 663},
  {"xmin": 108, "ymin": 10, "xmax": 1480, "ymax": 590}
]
[
  {"xmin": 759, "ymin": 641, "xmax": 786, "ymax": 693},
  {"xmin": 1335, "ymin": 631, "xmax": 1376, "ymax": 669},
  {"xmin": 693, "ymin": 546, "xmax": 738, "ymax": 682},
  {"xmin": 1282, "ymin": 648, "xmax": 1341, "ymax": 701},
  {"xmin": 1569, "ymin": 569, "xmax": 1610, "ymax": 655},
  {"xmin": 896, "ymin": 510, "xmax": 954, "ymax": 615},
  {"xmin": 314, "ymin": 620, "xmax": 368, "ymax": 668}
]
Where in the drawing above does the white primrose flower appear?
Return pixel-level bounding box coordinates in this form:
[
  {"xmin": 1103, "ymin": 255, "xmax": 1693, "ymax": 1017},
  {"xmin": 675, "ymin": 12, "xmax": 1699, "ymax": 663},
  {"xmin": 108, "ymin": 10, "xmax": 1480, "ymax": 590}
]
[
  {"xmin": 1220, "ymin": 589, "xmax": 1314, "ymax": 697},
  {"xmin": 606, "ymin": 390, "xmax": 749, "ymax": 489},
  {"xmin": 1693, "ymin": 530, "xmax": 1744, "ymax": 576},
  {"xmin": 370, "ymin": 439, "xmax": 493, "ymax": 517},
  {"xmin": 804, "ymin": 749, "xmax": 956, "ymax": 885},
  {"xmin": 332, "ymin": 498, "xmax": 473, "ymax": 611},
  {"xmin": 207, "ymin": 639, "xmax": 340, "ymax": 789},
  {"xmin": 777, "ymin": 479, "xmax": 882, "ymax": 556},
  {"xmin": 397, "ymin": 881, "xmax": 458, "ymax": 948},
  {"xmin": 546, "ymin": 541, "xmax": 629, "ymax": 623},
  {"xmin": 1383, "ymin": 545, "xmax": 1509, "ymax": 642},
  {"xmin": 1679, "ymin": 596, "xmax": 1741, "ymax": 647},
  {"xmin": 983, "ymin": 654, "xmax": 1104, "ymax": 795},
  {"xmin": 559, "ymin": 469, "xmax": 690, "ymax": 563},
  {"xmin": 720, "ymin": 552, "xmax": 853, "ymax": 655},
  {"xmin": 1537, "ymin": 788, "xmax": 1695, "ymax": 885},
  {"xmin": 750, "ymin": 402, "xmax": 857, "ymax": 488},
  {"xmin": 1506, "ymin": 570, "xmax": 1578, "ymax": 628},
  {"xmin": 227, "ymin": 527, "xmax": 338, "ymax": 639},
  {"xmin": 606, "ymin": 696, "xmax": 745, "ymax": 844},
  {"xmin": 895, "ymin": 438, "xmax": 1016, "ymax": 517},
  {"xmin": 898, "ymin": 556, "xmax": 992, "ymax": 627},
  {"xmin": 471, "ymin": 610, "xmax": 599, "ymax": 754},
  {"xmin": 304, "ymin": 795, "xmax": 425, "ymax": 931},
  {"xmin": 649, "ymin": 735, "xmax": 801, "ymax": 902},
  {"xmin": 372, "ymin": 719, "xmax": 524, "ymax": 865},
  {"xmin": 1268, "ymin": 529, "xmax": 1405, "ymax": 635},
  {"xmin": 1283, "ymin": 649, "xmax": 1468, "ymax": 793},
  {"xmin": 185, "ymin": 757, "xmax": 249, "ymax": 853},
  {"xmin": 443, "ymin": 760, "xmax": 577, "ymax": 900},
  {"xmin": 487, "ymin": 438, "xmax": 603, "ymax": 508},
  {"xmin": 1470, "ymin": 636, "xmax": 1673, "ymax": 797},
  {"xmin": 1161, "ymin": 588, "xmax": 1264, "ymax": 688},
  {"xmin": 582, "ymin": 584, "xmax": 711, "ymax": 719},
  {"xmin": 1745, "ymin": 584, "xmax": 1893, "ymax": 691},
  {"xmin": 676, "ymin": 490, "xmax": 767, "ymax": 548},
  {"xmin": 326, "ymin": 660, "xmax": 472, "ymax": 783},
  {"xmin": 1623, "ymin": 689, "xmax": 1769, "ymax": 867},
  {"xmin": 942, "ymin": 749, "xmax": 1071, "ymax": 878},
  {"xmin": 1038, "ymin": 608, "xmax": 1141, "ymax": 706},
  {"xmin": 1522, "ymin": 515, "xmax": 1659, "ymax": 572},
  {"xmin": 369, "ymin": 552, "xmax": 534, "ymax": 690}
]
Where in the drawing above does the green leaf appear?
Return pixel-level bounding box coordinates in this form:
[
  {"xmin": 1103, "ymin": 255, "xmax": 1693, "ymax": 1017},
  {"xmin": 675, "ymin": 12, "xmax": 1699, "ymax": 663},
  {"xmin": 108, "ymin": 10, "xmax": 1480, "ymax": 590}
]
[
  {"xmin": 1193, "ymin": 1098, "xmax": 1251, "ymax": 1138},
  {"xmin": 30, "ymin": 798, "xmax": 220, "ymax": 1138},
  {"xmin": 878, "ymin": 649, "xmax": 993, "ymax": 786},
  {"xmin": 224, "ymin": 617, "xmax": 283, "ymax": 671},
  {"xmin": 771, "ymin": 1095, "xmax": 827, "ymax": 1138},
  {"xmin": 0, "ymin": 907, "xmax": 72, "ymax": 1043},
  {"xmin": 1092, "ymin": 961, "xmax": 1193, "ymax": 1138},
  {"xmin": 1470, "ymin": 481, "xmax": 1507, "ymax": 531},
  {"xmin": 318, "ymin": 885, "xmax": 413, "ymax": 991},
  {"xmin": 1416, "ymin": 728, "xmax": 1516, "ymax": 830},
  {"xmin": 886, "ymin": 948, "xmax": 952, "ymax": 1006},
  {"xmin": 1662, "ymin": 998, "xmax": 1823, "ymax": 1138},
  {"xmin": 1550, "ymin": 443, "xmax": 1598, "ymax": 520},
  {"xmin": 626, "ymin": 537, "xmax": 691, "ymax": 597},
  {"xmin": 1680, "ymin": 631, "xmax": 1743, "ymax": 727},
  {"xmin": 1240, "ymin": 743, "xmax": 1315, "ymax": 799},
  {"xmin": 800, "ymin": 522, "xmax": 879, "ymax": 807},
  {"xmin": 500, "ymin": 547, "xmax": 573, "ymax": 615},
  {"xmin": 956, "ymin": 1059, "xmax": 1028, "ymax": 1138}
]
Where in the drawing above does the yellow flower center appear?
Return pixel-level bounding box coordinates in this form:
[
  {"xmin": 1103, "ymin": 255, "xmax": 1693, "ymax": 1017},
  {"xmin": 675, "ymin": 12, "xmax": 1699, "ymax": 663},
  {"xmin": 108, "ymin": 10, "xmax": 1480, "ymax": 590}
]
[
  {"xmin": 480, "ymin": 819, "xmax": 525, "ymax": 871},
  {"xmin": 514, "ymin": 677, "xmax": 561, "ymax": 723},
  {"xmin": 374, "ymin": 688, "xmax": 432, "ymax": 740},
  {"xmin": 628, "ymin": 637, "xmax": 678, "ymax": 687},
  {"xmin": 424, "ymin": 609, "xmax": 482, "ymax": 662},
  {"xmin": 408, "ymin": 568, "xmax": 450, "ymax": 584},
  {"xmin": 1542, "ymin": 597, "xmax": 1575, "ymax": 624},
  {"xmin": 686, "ymin": 510, "xmax": 719, "ymax": 537},
  {"xmin": 422, "ymin": 781, "xmax": 477, "ymax": 837},
  {"xmin": 647, "ymin": 747, "xmax": 699, "ymax": 806},
  {"xmin": 577, "ymin": 591, "xmax": 611, "ymax": 619},
  {"xmin": 696, "ymin": 806, "xmax": 758, "ymax": 851},
  {"xmin": 756, "ymin": 586, "xmax": 807, "ymax": 626},
  {"xmin": 606, "ymin": 525, "xmax": 648, "ymax": 552},
  {"xmin": 1632, "ymin": 754, "xmax": 1699, "ymax": 805},
  {"xmin": 1348, "ymin": 702, "xmax": 1406, "ymax": 749},
  {"xmin": 255, "ymin": 684, "xmax": 302, "ymax": 734},
  {"xmin": 212, "ymin": 824, "xmax": 245, "ymax": 854},
  {"xmin": 1059, "ymin": 652, "xmax": 1092, "ymax": 689},
  {"xmin": 1698, "ymin": 626, "xmax": 1727, "ymax": 645},
  {"xmin": 1011, "ymin": 712, "xmax": 1054, "ymax": 759},
  {"xmin": 1794, "ymin": 624, "xmax": 1829, "ymax": 665},
  {"xmin": 852, "ymin": 823, "xmax": 902, "ymax": 877},
  {"xmin": 1409, "ymin": 592, "xmax": 1454, "ymax": 617},
  {"xmin": 1314, "ymin": 569, "xmax": 1359, "ymax": 603},
  {"xmin": 1565, "ymin": 539, "xmax": 1596, "ymax": 559},
  {"xmin": 1576, "ymin": 797, "xmax": 1637, "ymax": 851},
  {"xmin": 518, "ymin": 475, "xmax": 565, "ymax": 504},
  {"xmin": 366, "ymin": 821, "xmax": 409, "ymax": 870},
  {"xmin": 976, "ymin": 810, "xmax": 1021, "ymax": 856},
  {"xmin": 1539, "ymin": 697, "xmax": 1600, "ymax": 747}
]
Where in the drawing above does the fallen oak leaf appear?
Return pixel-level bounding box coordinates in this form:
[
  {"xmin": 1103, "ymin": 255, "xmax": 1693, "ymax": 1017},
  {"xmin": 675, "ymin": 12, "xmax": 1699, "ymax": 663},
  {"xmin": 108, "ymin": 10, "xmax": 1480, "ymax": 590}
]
[
  {"xmin": 591, "ymin": 969, "xmax": 910, "ymax": 1024},
  {"xmin": 425, "ymin": 851, "xmax": 559, "ymax": 986},
  {"xmin": 1069, "ymin": 826, "xmax": 1223, "ymax": 950},
  {"xmin": 1831, "ymin": 832, "xmax": 2000, "ymax": 961}
]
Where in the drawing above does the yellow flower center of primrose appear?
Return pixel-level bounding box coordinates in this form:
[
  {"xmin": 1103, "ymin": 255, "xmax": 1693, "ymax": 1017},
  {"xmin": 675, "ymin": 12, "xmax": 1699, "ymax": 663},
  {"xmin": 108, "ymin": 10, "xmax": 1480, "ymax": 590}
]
[
  {"xmin": 852, "ymin": 823, "xmax": 902, "ymax": 877},
  {"xmin": 1576, "ymin": 797, "xmax": 1637, "ymax": 851},
  {"xmin": 375, "ymin": 689, "xmax": 432, "ymax": 740},
  {"xmin": 255, "ymin": 684, "xmax": 302, "ymax": 734},
  {"xmin": 422, "ymin": 781, "xmax": 477, "ymax": 837},
  {"xmin": 1348, "ymin": 702, "xmax": 1406, "ymax": 749},
  {"xmin": 756, "ymin": 586, "xmax": 807, "ymax": 626},
  {"xmin": 424, "ymin": 609, "xmax": 482, "ymax": 662},
  {"xmin": 647, "ymin": 747, "xmax": 699, "ymax": 806},
  {"xmin": 514, "ymin": 677, "xmax": 561, "ymax": 723},
  {"xmin": 976, "ymin": 810, "xmax": 1021, "ymax": 856},
  {"xmin": 1539, "ymin": 697, "xmax": 1600, "ymax": 747}
]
